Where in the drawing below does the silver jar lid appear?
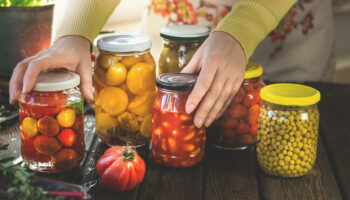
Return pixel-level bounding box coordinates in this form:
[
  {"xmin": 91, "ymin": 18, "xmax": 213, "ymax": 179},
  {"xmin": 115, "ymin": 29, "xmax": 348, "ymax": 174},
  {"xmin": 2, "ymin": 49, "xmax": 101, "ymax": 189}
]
[
  {"xmin": 97, "ymin": 34, "xmax": 152, "ymax": 53},
  {"xmin": 33, "ymin": 70, "xmax": 80, "ymax": 92},
  {"xmin": 160, "ymin": 25, "xmax": 210, "ymax": 41}
]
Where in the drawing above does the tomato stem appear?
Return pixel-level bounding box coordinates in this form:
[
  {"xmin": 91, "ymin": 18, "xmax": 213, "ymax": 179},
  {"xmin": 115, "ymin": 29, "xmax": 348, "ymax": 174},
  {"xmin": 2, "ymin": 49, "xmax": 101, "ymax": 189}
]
[{"xmin": 122, "ymin": 148, "xmax": 135, "ymax": 161}]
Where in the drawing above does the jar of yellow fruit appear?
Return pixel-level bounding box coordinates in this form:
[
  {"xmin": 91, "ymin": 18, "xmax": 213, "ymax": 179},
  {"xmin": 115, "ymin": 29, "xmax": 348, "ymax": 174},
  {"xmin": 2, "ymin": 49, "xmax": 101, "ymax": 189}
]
[
  {"xmin": 94, "ymin": 35, "xmax": 156, "ymax": 147},
  {"xmin": 257, "ymin": 84, "xmax": 321, "ymax": 177}
]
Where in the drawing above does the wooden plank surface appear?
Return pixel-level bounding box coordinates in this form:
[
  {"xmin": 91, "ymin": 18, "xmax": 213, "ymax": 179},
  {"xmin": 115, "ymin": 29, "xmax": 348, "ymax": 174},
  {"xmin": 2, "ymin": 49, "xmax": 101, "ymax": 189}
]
[{"xmin": 308, "ymin": 82, "xmax": 350, "ymax": 199}]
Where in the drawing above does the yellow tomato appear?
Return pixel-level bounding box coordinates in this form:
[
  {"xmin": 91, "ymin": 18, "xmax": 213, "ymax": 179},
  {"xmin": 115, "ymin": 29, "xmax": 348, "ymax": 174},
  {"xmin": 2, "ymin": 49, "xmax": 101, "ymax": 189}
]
[
  {"xmin": 128, "ymin": 91, "xmax": 154, "ymax": 116},
  {"xmin": 106, "ymin": 62, "xmax": 127, "ymax": 86},
  {"xmin": 100, "ymin": 87, "xmax": 128, "ymax": 116},
  {"xmin": 140, "ymin": 114, "xmax": 152, "ymax": 138},
  {"xmin": 96, "ymin": 112, "xmax": 118, "ymax": 131},
  {"xmin": 141, "ymin": 54, "xmax": 156, "ymax": 72},
  {"xmin": 98, "ymin": 54, "xmax": 120, "ymax": 69},
  {"xmin": 121, "ymin": 55, "xmax": 142, "ymax": 69},
  {"xmin": 117, "ymin": 112, "xmax": 139, "ymax": 132},
  {"xmin": 57, "ymin": 109, "xmax": 76, "ymax": 128},
  {"xmin": 127, "ymin": 63, "xmax": 155, "ymax": 95},
  {"xmin": 22, "ymin": 117, "xmax": 38, "ymax": 137}
]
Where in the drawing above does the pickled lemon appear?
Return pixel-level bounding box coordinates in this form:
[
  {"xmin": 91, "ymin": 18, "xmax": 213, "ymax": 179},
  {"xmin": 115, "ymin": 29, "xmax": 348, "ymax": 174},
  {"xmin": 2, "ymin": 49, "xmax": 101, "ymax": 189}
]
[
  {"xmin": 22, "ymin": 117, "xmax": 38, "ymax": 137},
  {"xmin": 57, "ymin": 109, "xmax": 76, "ymax": 128},
  {"xmin": 98, "ymin": 54, "xmax": 120, "ymax": 69},
  {"xmin": 100, "ymin": 87, "xmax": 128, "ymax": 116},
  {"xmin": 117, "ymin": 112, "xmax": 139, "ymax": 132},
  {"xmin": 140, "ymin": 114, "xmax": 152, "ymax": 138},
  {"xmin": 127, "ymin": 63, "xmax": 155, "ymax": 95},
  {"xmin": 106, "ymin": 62, "xmax": 127, "ymax": 86},
  {"xmin": 121, "ymin": 55, "xmax": 142, "ymax": 69},
  {"xmin": 96, "ymin": 112, "xmax": 118, "ymax": 131},
  {"xmin": 128, "ymin": 91, "xmax": 154, "ymax": 116}
]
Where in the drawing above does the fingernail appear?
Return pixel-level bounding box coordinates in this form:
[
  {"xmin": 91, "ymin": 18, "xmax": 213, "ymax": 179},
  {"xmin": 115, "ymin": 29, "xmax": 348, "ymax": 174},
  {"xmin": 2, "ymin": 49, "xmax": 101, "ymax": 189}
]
[
  {"xmin": 205, "ymin": 117, "xmax": 213, "ymax": 127},
  {"xmin": 195, "ymin": 118, "xmax": 204, "ymax": 128},
  {"xmin": 186, "ymin": 103, "xmax": 195, "ymax": 114}
]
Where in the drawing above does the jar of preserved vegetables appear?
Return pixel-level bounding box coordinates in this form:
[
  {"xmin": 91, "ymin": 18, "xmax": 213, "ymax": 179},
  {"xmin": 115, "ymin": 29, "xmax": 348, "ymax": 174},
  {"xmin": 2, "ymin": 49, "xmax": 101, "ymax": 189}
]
[
  {"xmin": 158, "ymin": 25, "xmax": 210, "ymax": 75},
  {"xmin": 94, "ymin": 35, "xmax": 156, "ymax": 147},
  {"xmin": 208, "ymin": 61, "xmax": 265, "ymax": 150},
  {"xmin": 19, "ymin": 71, "xmax": 85, "ymax": 172},
  {"xmin": 257, "ymin": 83, "xmax": 321, "ymax": 177},
  {"xmin": 152, "ymin": 73, "xmax": 206, "ymax": 167}
]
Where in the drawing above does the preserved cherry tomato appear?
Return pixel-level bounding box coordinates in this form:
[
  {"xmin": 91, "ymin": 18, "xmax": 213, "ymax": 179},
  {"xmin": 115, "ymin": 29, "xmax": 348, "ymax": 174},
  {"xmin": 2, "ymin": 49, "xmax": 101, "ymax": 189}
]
[
  {"xmin": 208, "ymin": 62, "xmax": 265, "ymax": 150},
  {"xmin": 96, "ymin": 146, "xmax": 146, "ymax": 192},
  {"xmin": 34, "ymin": 136, "xmax": 61, "ymax": 155},
  {"xmin": 52, "ymin": 148, "xmax": 78, "ymax": 170},
  {"xmin": 37, "ymin": 116, "xmax": 60, "ymax": 137},
  {"xmin": 57, "ymin": 129, "xmax": 77, "ymax": 147},
  {"xmin": 21, "ymin": 117, "xmax": 38, "ymax": 137},
  {"xmin": 57, "ymin": 109, "xmax": 76, "ymax": 128}
]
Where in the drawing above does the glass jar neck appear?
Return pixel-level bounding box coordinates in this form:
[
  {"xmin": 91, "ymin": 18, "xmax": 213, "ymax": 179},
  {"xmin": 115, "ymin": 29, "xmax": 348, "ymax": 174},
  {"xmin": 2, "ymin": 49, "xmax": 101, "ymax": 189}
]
[
  {"xmin": 99, "ymin": 49, "xmax": 151, "ymax": 56},
  {"xmin": 158, "ymin": 87, "xmax": 192, "ymax": 95},
  {"xmin": 263, "ymin": 101, "xmax": 317, "ymax": 110},
  {"xmin": 243, "ymin": 76, "xmax": 261, "ymax": 84},
  {"xmin": 162, "ymin": 38, "xmax": 203, "ymax": 47}
]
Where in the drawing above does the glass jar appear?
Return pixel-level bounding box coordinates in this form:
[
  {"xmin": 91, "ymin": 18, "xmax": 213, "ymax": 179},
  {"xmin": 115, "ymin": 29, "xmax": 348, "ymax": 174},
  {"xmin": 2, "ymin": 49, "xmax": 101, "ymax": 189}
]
[
  {"xmin": 257, "ymin": 83, "xmax": 321, "ymax": 177},
  {"xmin": 208, "ymin": 62, "xmax": 265, "ymax": 150},
  {"xmin": 94, "ymin": 35, "xmax": 156, "ymax": 147},
  {"xmin": 18, "ymin": 71, "xmax": 85, "ymax": 172},
  {"xmin": 152, "ymin": 73, "xmax": 206, "ymax": 167},
  {"xmin": 158, "ymin": 25, "xmax": 210, "ymax": 75}
]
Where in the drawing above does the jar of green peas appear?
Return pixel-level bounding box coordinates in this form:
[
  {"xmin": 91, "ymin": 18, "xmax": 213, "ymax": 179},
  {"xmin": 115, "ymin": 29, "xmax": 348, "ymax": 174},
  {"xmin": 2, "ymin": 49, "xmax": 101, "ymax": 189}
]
[{"xmin": 257, "ymin": 83, "xmax": 321, "ymax": 177}]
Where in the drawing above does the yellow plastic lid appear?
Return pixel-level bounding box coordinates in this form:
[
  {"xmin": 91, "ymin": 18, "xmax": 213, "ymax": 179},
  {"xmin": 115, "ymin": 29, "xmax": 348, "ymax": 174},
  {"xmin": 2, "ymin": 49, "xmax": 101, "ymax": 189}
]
[
  {"xmin": 244, "ymin": 61, "xmax": 263, "ymax": 79},
  {"xmin": 260, "ymin": 83, "xmax": 321, "ymax": 106}
]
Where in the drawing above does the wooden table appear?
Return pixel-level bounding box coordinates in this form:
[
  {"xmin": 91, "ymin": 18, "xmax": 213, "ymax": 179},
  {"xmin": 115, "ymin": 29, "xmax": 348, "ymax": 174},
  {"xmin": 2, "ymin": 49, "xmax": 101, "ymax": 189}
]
[{"xmin": 0, "ymin": 82, "xmax": 349, "ymax": 200}]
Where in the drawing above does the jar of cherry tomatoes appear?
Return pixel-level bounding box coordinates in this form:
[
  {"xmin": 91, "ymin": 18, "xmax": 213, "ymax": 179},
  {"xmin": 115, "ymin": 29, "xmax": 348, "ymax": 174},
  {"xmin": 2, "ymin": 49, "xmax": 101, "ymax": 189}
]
[
  {"xmin": 158, "ymin": 25, "xmax": 210, "ymax": 75},
  {"xmin": 19, "ymin": 71, "xmax": 85, "ymax": 172},
  {"xmin": 257, "ymin": 84, "xmax": 320, "ymax": 177},
  {"xmin": 152, "ymin": 73, "xmax": 206, "ymax": 167},
  {"xmin": 94, "ymin": 35, "xmax": 156, "ymax": 147},
  {"xmin": 208, "ymin": 61, "xmax": 265, "ymax": 150}
]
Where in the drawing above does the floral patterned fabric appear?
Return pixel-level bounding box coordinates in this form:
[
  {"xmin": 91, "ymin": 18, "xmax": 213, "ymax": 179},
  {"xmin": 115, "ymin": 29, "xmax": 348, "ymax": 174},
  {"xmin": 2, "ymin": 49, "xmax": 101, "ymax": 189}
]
[{"xmin": 141, "ymin": 0, "xmax": 335, "ymax": 81}]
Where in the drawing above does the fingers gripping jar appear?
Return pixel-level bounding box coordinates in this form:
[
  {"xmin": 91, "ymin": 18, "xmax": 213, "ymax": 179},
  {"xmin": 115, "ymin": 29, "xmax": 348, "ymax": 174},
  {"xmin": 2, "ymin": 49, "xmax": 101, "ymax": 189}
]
[
  {"xmin": 158, "ymin": 25, "xmax": 210, "ymax": 75},
  {"xmin": 19, "ymin": 71, "xmax": 85, "ymax": 172},
  {"xmin": 152, "ymin": 73, "xmax": 206, "ymax": 167},
  {"xmin": 257, "ymin": 84, "xmax": 321, "ymax": 177},
  {"xmin": 208, "ymin": 62, "xmax": 265, "ymax": 150},
  {"xmin": 94, "ymin": 35, "xmax": 156, "ymax": 147}
]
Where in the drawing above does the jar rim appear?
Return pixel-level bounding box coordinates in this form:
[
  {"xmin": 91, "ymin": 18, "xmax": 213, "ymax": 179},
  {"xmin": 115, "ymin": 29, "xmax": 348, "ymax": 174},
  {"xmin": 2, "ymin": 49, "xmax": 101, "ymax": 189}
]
[
  {"xmin": 33, "ymin": 70, "xmax": 80, "ymax": 92},
  {"xmin": 260, "ymin": 83, "xmax": 321, "ymax": 106}
]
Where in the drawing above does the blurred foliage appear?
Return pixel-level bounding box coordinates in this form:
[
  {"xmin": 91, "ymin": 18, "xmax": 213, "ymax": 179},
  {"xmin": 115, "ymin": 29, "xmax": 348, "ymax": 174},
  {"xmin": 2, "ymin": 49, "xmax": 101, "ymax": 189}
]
[{"xmin": 0, "ymin": 0, "xmax": 55, "ymax": 7}]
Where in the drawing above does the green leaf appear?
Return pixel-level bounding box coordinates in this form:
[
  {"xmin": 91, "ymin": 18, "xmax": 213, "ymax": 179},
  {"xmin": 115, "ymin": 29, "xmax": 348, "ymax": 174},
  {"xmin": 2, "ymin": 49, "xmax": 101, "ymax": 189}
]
[{"xmin": 0, "ymin": 144, "xmax": 9, "ymax": 150}]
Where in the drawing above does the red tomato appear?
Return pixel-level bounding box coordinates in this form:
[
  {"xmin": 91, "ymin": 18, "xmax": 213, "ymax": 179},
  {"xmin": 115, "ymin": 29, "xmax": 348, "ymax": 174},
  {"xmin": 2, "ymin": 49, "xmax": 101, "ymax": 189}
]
[
  {"xmin": 221, "ymin": 129, "xmax": 236, "ymax": 139},
  {"xmin": 37, "ymin": 116, "xmax": 60, "ymax": 137},
  {"xmin": 229, "ymin": 104, "xmax": 247, "ymax": 119},
  {"xmin": 249, "ymin": 124, "xmax": 258, "ymax": 136},
  {"xmin": 243, "ymin": 90, "xmax": 259, "ymax": 107},
  {"xmin": 96, "ymin": 146, "xmax": 146, "ymax": 192},
  {"xmin": 236, "ymin": 124, "xmax": 249, "ymax": 135},
  {"xmin": 233, "ymin": 88, "xmax": 246, "ymax": 104},
  {"xmin": 248, "ymin": 104, "xmax": 260, "ymax": 125},
  {"xmin": 220, "ymin": 118, "xmax": 238, "ymax": 129}
]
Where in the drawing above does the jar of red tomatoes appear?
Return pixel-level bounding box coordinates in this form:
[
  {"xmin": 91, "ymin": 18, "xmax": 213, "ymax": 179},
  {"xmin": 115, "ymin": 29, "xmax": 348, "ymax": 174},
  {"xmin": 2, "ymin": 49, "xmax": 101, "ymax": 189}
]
[
  {"xmin": 18, "ymin": 71, "xmax": 85, "ymax": 172},
  {"xmin": 208, "ymin": 61, "xmax": 265, "ymax": 150},
  {"xmin": 152, "ymin": 73, "xmax": 206, "ymax": 167}
]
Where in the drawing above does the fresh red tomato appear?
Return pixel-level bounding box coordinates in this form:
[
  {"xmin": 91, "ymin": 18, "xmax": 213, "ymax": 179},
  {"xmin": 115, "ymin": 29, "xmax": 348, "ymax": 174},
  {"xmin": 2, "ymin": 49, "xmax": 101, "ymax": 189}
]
[
  {"xmin": 220, "ymin": 118, "xmax": 238, "ymax": 129},
  {"xmin": 96, "ymin": 146, "xmax": 146, "ymax": 192},
  {"xmin": 243, "ymin": 90, "xmax": 259, "ymax": 107},
  {"xmin": 229, "ymin": 104, "xmax": 247, "ymax": 119},
  {"xmin": 233, "ymin": 88, "xmax": 246, "ymax": 104},
  {"xmin": 236, "ymin": 124, "xmax": 249, "ymax": 135},
  {"xmin": 248, "ymin": 104, "xmax": 260, "ymax": 125}
]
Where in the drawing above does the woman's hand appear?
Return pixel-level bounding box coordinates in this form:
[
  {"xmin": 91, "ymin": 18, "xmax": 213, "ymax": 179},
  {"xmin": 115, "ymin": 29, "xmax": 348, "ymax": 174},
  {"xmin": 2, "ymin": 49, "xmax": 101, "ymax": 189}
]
[
  {"xmin": 9, "ymin": 36, "xmax": 93, "ymax": 104},
  {"xmin": 182, "ymin": 31, "xmax": 247, "ymax": 128}
]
